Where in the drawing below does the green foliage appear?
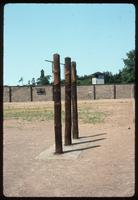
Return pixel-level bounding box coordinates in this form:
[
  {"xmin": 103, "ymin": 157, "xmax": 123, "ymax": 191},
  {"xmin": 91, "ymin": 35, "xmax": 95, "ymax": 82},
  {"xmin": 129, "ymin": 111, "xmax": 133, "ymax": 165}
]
[
  {"xmin": 121, "ymin": 50, "xmax": 135, "ymax": 83},
  {"xmin": 61, "ymin": 79, "xmax": 65, "ymax": 85},
  {"xmin": 31, "ymin": 78, "xmax": 36, "ymax": 86},
  {"xmin": 27, "ymin": 50, "xmax": 135, "ymax": 86},
  {"xmin": 37, "ymin": 69, "xmax": 51, "ymax": 86},
  {"xmin": 103, "ymin": 71, "xmax": 114, "ymax": 84},
  {"xmin": 77, "ymin": 75, "xmax": 92, "ymax": 85},
  {"xmin": 77, "ymin": 49, "xmax": 135, "ymax": 85}
]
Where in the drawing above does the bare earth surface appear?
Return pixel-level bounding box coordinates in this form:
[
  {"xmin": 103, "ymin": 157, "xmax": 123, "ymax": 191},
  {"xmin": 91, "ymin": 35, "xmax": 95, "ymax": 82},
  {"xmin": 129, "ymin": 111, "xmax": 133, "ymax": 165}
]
[{"xmin": 3, "ymin": 99, "xmax": 135, "ymax": 197}]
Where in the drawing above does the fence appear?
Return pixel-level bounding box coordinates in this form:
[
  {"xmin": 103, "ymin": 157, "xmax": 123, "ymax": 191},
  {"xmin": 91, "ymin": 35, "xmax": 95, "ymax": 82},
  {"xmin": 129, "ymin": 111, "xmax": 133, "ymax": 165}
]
[{"xmin": 3, "ymin": 84, "xmax": 134, "ymax": 102}]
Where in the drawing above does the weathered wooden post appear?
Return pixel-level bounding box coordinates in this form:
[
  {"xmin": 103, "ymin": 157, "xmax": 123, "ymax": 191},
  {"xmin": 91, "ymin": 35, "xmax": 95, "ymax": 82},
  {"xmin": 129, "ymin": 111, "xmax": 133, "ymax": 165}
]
[
  {"xmin": 53, "ymin": 54, "xmax": 63, "ymax": 154},
  {"xmin": 71, "ymin": 61, "xmax": 79, "ymax": 139},
  {"xmin": 9, "ymin": 86, "xmax": 12, "ymax": 102},
  {"xmin": 93, "ymin": 84, "xmax": 96, "ymax": 100},
  {"xmin": 65, "ymin": 57, "xmax": 72, "ymax": 145},
  {"xmin": 114, "ymin": 84, "xmax": 116, "ymax": 99},
  {"xmin": 30, "ymin": 86, "xmax": 33, "ymax": 102}
]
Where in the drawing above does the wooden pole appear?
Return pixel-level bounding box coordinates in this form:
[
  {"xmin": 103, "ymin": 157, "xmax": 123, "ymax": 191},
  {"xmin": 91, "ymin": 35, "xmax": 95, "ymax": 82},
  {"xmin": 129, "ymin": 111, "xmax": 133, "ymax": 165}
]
[
  {"xmin": 114, "ymin": 84, "xmax": 116, "ymax": 99},
  {"xmin": 30, "ymin": 86, "xmax": 33, "ymax": 101},
  {"xmin": 9, "ymin": 86, "xmax": 12, "ymax": 102},
  {"xmin": 53, "ymin": 54, "xmax": 63, "ymax": 154},
  {"xmin": 93, "ymin": 84, "xmax": 96, "ymax": 100},
  {"xmin": 71, "ymin": 61, "xmax": 79, "ymax": 139},
  {"xmin": 64, "ymin": 57, "xmax": 72, "ymax": 145}
]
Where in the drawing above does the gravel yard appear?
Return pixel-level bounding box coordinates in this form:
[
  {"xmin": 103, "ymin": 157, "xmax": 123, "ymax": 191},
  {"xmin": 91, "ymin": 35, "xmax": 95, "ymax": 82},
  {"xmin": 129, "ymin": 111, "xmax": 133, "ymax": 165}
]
[{"xmin": 3, "ymin": 99, "xmax": 135, "ymax": 197}]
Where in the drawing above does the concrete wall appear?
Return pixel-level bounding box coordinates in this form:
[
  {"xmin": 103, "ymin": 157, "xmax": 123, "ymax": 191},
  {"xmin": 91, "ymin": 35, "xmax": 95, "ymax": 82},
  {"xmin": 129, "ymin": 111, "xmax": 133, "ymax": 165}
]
[
  {"xmin": 3, "ymin": 87, "xmax": 10, "ymax": 102},
  {"xmin": 61, "ymin": 86, "xmax": 94, "ymax": 100},
  {"xmin": 3, "ymin": 84, "xmax": 134, "ymax": 102},
  {"xmin": 77, "ymin": 86, "xmax": 94, "ymax": 100},
  {"xmin": 95, "ymin": 85, "xmax": 114, "ymax": 99},
  {"xmin": 11, "ymin": 86, "xmax": 31, "ymax": 102},
  {"xmin": 32, "ymin": 86, "xmax": 52, "ymax": 101},
  {"xmin": 116, "ymin": 84, "xmax": 134, "ymax": 99}
]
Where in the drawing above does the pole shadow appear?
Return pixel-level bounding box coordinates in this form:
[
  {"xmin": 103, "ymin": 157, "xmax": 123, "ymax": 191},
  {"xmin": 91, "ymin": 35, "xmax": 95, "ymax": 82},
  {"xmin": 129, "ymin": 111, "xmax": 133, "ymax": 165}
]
[
  {"xmin": 72, "ymin": 137, "xmax": 106, "ymax": 145},
  {"xmin": 64, "ymin": 145, "xmax": 101, "ymax": 154},
  {"xmin": 79, "ymin": 133, "xmax": 107, "ymax": 139}
]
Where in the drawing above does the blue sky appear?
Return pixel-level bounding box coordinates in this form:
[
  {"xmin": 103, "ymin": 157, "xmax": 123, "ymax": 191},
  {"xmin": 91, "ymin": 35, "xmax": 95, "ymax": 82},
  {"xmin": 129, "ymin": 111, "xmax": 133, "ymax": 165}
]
[{"xmin": 4, "ymin": 3, "xmax": 135, "ymax": 86}]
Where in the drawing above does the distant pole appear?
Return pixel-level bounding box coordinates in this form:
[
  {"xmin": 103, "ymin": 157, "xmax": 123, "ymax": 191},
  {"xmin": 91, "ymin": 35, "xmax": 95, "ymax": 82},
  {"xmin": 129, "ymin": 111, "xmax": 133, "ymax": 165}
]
[
  {"xmin": 93, "ymin": 84, "xmax": 96, "ymax": 100},
  {"xmin": 71, "ymin": 61, "xmax": 79, "ymax": 139},
  {"xmin": 30, "ymin": 86, "xmax": 33, "ymax": 102},
  {"xmin": 9, "ymin": 86, "xmax": 12, "ymax": 102},
  {"xmin": 114, "ymin": 84, "xmax": 116, "ymax": 99},
  {"xmin": 53, "ymin": 54, "xmax": 63, "ymax": 154},
  {"xmin": 64, "ymin": 57, "xmax": 72, "ymax": 145}
]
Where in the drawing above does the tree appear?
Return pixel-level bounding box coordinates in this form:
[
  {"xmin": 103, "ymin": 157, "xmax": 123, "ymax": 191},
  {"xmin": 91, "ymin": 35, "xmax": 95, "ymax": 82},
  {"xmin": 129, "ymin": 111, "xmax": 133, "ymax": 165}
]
[
  {"xmin": 37, "ymin": 69, "xmax": 51, "ymax": 85},
  {"xmin": 113, "ymin": 70, "xmax": 122, "ymax": 83},
  {"xmin": 18, "ymin": 77, "xmax": 23, "ymax": 85},
  {"xmin": 103, "ymin": 71, "xmax": 114, "ymax": 84},
  {"xmin": 77, "ymin": 74, "xmax": 92, "ymax": 85},
  {"xmin": 121, "ymin": 50, "xmax": 135, "ymax": 83},
  {"xmin": 31, "ymin": 78, "xmax": 36, "ymax": 86}
]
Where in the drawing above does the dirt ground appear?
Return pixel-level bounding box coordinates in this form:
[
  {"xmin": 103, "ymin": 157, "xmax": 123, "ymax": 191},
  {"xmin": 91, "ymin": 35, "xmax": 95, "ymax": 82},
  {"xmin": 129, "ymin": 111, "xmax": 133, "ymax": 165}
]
[{"xmin": 3, "ymin": 99, "xmax": 135, "ymax": 197}]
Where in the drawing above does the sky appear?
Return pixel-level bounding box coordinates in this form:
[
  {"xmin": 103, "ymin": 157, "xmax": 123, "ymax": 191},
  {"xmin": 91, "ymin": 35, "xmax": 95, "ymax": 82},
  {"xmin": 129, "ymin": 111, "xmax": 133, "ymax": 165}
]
[{"xmin": 4, "ymin": 3, "xmax": 135, "ymax": 86}]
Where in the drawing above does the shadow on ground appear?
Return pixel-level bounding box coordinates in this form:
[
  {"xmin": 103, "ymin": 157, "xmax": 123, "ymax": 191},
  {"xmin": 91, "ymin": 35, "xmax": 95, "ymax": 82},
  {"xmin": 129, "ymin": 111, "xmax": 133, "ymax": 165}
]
[
  {"xmin": 79, "ymin": 133, "xmax": 107, "ymax": 139},
  {"xmin": 63, "ymin": 133, "xmax": 107, "ymax": 154},
  {"xmin": 72, "ymin": 137, "xmax": 106, "ymax": 145},
  {"xmin": 64, "ymin": 145, "xmax": 101, "ymax": 154}
]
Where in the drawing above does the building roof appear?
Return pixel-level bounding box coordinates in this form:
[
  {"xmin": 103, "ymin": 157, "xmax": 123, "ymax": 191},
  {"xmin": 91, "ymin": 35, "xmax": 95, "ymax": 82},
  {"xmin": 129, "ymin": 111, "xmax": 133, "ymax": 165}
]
[{"xmin": 91, "ymin": 72, "xmax": 104, "ymax": 78}]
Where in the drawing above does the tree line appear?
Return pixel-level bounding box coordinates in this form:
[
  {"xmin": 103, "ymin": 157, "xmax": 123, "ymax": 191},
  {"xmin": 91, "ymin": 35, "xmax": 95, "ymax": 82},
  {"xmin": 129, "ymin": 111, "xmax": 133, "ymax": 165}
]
[
  {"xmin": 21, "ymin": 49, "xmax": 135, "ymax": 86},
  {"xmin": 76, "ymin": 49, "xmax": 135, "ymax": 85}
]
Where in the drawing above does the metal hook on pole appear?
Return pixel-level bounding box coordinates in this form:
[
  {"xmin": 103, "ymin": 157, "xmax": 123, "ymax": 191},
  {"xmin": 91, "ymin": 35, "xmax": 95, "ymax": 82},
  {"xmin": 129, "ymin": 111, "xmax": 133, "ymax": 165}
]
[
  {"xmin": 44, "ymin": 59, "xmax": 65, "ymax": 75},
  {"xmin": 45, "ymin": 59, "xmax": 65, "ymax": 66}
]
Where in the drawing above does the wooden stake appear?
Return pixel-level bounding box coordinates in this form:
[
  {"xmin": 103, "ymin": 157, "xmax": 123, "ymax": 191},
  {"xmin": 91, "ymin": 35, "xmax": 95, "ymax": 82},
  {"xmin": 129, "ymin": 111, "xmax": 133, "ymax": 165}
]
[
  {"xmin": 71, "ymin": 61, "xmax": 79, "ymax": 139},
  {"xmin": 53, "ymin": 54, "xmax": 63, "ymax": 154},
  {"xmin": 64, "ymin": 57, "xmax": 72, "ymax": 145}
]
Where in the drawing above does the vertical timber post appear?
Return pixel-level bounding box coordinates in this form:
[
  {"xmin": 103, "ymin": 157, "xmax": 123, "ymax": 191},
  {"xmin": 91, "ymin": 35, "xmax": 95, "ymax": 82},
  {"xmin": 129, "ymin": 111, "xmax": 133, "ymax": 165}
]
[
  {"xmin": 114, "ymin": 84, "xmax": 116, "ymax": 99},
  {"xmin": 53, "ymin": 54, "xmax": 63, "ymax": 154},
  {"xmin": 65, "ymin": 57, "xmax": 72, "ymax": 145},
  {"xmin": 93, "ymin": 84, "xmax": 96, "ymax": 100},
  {"xmin": 9, "ymin": 86, "xmax": 12, "ymax": 102},
  {"xmin": 71, "ymin": 61, "xmax": 79, "ymax": 139},
  {"xmin": 134, "ymin": 84, "xmax": 135, "ymax": 98},
  {"xmin": 30, "ymin": 86, "xmax": 33, "ymax": 101}
]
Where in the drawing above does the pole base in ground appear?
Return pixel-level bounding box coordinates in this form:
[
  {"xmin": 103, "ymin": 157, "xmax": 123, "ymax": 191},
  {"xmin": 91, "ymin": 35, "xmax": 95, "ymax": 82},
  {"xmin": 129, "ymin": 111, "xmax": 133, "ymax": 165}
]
[
  {"xmin": 64, "ymin": 142, "xmax": 72, "ymax": 146},
  {"xmin": 73, "ymin": 136, "xmax": 79, "ymax": 139},
  {"xmin": 54, "ymin": 151, "xmax": 63, "ymax": 155}
]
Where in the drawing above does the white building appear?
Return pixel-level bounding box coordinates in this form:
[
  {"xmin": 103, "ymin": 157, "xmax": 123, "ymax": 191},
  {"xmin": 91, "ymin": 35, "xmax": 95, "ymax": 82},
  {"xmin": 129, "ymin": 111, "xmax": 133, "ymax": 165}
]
[{"xmin": 92, "ymin": 72, "xmax": 104, "ymax": 84}]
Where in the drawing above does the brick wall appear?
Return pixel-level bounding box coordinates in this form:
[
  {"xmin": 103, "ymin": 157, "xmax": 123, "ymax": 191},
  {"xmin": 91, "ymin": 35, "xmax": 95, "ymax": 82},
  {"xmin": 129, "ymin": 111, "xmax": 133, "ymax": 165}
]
[{"xmin": 3, "ymin": 84, "xmax": 134, "ymax": 102}]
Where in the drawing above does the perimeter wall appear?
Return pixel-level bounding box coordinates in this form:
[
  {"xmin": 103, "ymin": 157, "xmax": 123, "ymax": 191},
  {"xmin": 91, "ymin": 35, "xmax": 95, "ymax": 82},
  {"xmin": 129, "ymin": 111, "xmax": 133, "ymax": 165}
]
[{"xmin": 3, "ymin": 84, "xmax": 135, "ymax": 102}]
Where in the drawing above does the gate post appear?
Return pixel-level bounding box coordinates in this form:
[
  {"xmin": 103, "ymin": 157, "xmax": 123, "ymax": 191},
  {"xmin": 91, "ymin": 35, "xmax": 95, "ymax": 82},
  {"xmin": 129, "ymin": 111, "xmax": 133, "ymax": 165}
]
[
  {"xmin": 71, "ymin": 61, "xmax": 79, "ymax": 139},
  {"xmin": 53, "ymin": 54, "xmax": 63, "ymax": 154},
  {"xmin": 64, "ymin": 57, "xmax": 72, "ymax": 145}
]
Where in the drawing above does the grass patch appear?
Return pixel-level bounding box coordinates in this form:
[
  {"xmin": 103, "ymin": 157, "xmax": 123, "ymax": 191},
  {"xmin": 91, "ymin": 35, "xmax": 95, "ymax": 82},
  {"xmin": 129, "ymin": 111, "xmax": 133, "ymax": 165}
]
[
  {"xmin": 4, "ymin": 108, "xmax": 54, "ymax": 121},
  {"xmin": 4, "ymin": 105, "xmax": 109, "ymax": 124},
  {"xmin": 78, "ymin": 108, "xmax": 108, "ymax": 124}
]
